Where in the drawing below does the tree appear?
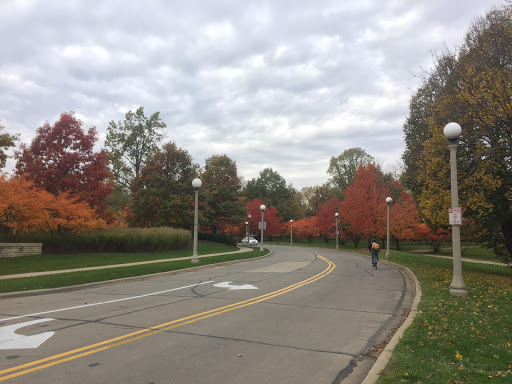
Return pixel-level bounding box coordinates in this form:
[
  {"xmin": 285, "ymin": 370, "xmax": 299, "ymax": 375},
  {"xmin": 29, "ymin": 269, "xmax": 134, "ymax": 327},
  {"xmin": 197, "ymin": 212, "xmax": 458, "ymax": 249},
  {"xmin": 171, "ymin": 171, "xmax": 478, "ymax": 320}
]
[
  {"xmin": 105, "ymin": 107, "xmax": 165, "ymax": 190},
  {"xmin": 0, "ymin": 122, "xmax": 19, "ymax": 169},
  {"xmin": 0, "ymin": 175, "xmax": 104, "ymax": 240},
  {"xmin": 293, "ymin": 217, "xmax": 321, "ymax": 243},
  {"xmin": 389, "ymin": 185, "xmax": 423, "ymax": 251},
  {"xmin": 295, "ymin": 184, "xmax": 333, "ymax": 219},
  {"xmin": 245, "ymin": 168, "xmax": 298, "ymax": 221},
  {"xmin": 201, "ymin": 154, "xmax": 245, "ymax": 234},
  {"xmin": 15, "ymin": 112, "xmax": 114, "ymax": 218},
  {"xmin": 314, "ymin": 198, "xmax": 341, "ymax": 241},
  {"xmin": 246, "ymin": 198, "xmax": 282, "ymax": 239},
  {"xmin": 327, "ymin": 148, "xmax": 374, "ymax": 197},
  {"xmin": 339, "ymin": 164, "xmax": 392, "ymax": 246},
  {"xmin": 403, "ymin": 6, "xmax": 512, "ymax": 263},
  {"xmin": 130, "ymin": 142, "xmax": 198, "ymax": 228}
]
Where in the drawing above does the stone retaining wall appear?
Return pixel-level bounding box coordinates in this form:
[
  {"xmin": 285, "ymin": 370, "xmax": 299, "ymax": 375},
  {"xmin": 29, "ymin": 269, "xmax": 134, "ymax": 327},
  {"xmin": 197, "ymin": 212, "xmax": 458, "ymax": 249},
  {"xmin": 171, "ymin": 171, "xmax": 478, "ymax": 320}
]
[{"xmin": 0, "ymin": 243, "xmax": 42, "ymax": 257}]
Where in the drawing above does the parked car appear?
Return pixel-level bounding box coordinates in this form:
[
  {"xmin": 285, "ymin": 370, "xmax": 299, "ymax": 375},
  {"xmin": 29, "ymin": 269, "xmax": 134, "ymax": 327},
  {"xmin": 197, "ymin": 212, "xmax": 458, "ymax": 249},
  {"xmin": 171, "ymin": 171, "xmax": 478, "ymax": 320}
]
[{"xmin": 241, "ymin": 237, "xmax": 258, "ymax": 246}]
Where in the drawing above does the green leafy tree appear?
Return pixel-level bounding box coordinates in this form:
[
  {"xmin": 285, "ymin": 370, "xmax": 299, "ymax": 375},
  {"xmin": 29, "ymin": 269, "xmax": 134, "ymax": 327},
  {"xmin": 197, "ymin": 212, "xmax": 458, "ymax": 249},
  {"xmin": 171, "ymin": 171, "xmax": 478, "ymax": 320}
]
[
  {"xmin": 0, "ymin": 122, "xmax": 19, "ymax": 169},
  {"xmin": 201, "ymin": 154, "xmax": 245, "ymax": 234},
  {"xmin": 403, "ymin": 6, "xmax": 512, "ymax": 263},
  {"xmin": 105, "ymin": 107, "xmax": 165, "ymax": 190},
  {"xmin": 130, "ymin": 142, "xmax": 198, "ymax": 228},
  {"xmin": 245, "ymin": 167, "xmax": 298, "ymax": 221},
  {"xmin": 327, "ymin": 147, "xmax": 374, "ymax": 197}
]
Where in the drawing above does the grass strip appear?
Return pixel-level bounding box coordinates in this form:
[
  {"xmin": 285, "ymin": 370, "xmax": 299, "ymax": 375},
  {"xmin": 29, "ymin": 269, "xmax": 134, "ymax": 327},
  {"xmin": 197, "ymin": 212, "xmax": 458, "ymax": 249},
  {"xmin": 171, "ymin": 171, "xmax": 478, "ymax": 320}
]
[
  {"xmin": 0, "ymin": 242, "xmax": 238, "ymax": 275},
  {"xmin": 376, "ymin": 251, "xmax": 512, "ymax": 383},
  {"xmin": 0, "ymin": 249, "xmax": 269, "ymax": 294}
]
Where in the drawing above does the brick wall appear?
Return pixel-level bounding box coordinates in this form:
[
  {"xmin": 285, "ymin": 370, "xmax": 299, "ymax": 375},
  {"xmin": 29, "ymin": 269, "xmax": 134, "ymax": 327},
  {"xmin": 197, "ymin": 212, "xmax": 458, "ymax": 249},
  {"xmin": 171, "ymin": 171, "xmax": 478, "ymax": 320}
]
[{"xmin": 0, "ymin": 243, "xmax": 42, "ymax": 257}]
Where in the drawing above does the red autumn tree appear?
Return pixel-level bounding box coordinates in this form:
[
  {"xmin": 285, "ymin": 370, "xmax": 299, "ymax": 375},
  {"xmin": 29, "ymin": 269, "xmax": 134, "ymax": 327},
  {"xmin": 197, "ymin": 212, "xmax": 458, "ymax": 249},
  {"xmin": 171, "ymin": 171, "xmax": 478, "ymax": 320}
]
[
  {"xmin": 15, "ymin": 112, "xmax": 114, "ymax": 220},
  {"xmin": 414, "ymin": 223, "xmax": 450, "ymax": 253},
  {"xmin": 246, "ymin": 198, "xmax": 282, "ymax": 238},
  {"xmin": 315, "ymin": 198, "xmax": 341, "ymax": 240},
  {"xmin": 339, "ymin": 164, "xmax": 391, "ymax": 246}
]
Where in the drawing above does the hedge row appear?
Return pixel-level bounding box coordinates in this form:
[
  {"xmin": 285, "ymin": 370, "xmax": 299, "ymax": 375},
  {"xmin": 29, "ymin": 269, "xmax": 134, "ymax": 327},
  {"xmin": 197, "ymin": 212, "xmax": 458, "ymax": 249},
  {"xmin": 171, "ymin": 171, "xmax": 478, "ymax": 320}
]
[
  {"xmin": 198, "ymin": 232, "xmax": 237, "ymax": 247},
  {"xmin": 19, "ymin": 227, "xmax": 192, "ymax": 252}
]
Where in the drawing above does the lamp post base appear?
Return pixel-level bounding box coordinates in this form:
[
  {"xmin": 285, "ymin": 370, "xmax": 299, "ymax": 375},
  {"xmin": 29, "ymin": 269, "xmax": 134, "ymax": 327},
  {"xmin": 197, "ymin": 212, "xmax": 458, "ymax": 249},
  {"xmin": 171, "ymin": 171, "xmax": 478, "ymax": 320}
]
[
  {"xmin": 385, "ymin": 251, "xmax": 391, "ymax": 258},
  {"xmin": 449, "ymin": 285, "xmax": 467, "ymax": 297}
]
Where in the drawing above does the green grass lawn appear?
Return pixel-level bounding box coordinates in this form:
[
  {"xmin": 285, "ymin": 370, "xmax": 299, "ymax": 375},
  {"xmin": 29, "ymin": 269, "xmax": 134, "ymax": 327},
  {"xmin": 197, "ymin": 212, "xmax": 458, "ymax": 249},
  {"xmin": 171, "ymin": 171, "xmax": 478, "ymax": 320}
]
[
  {"xmin": 0, "ymin": 242, "xmax": 238, "ymax": 275},
  {"xmin": 376, "ymin": 251, "xmax": 512, "ymax": 383},
  {"xmin": 0, "ymin": 247, "xmax": 269, "ymax": 294}
]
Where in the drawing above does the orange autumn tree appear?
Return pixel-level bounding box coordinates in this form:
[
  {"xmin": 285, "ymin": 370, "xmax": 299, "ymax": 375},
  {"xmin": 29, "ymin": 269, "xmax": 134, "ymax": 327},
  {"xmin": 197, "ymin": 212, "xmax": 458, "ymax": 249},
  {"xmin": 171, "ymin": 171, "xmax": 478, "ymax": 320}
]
[
  {"xmin": 339, "ymin": 164, "xmax": 391, "ymax": 247},
  {"xmin": 0, "ymin": 175, "xmax": 105, "ymax": 240},
  {"xmin": 0, "ymin": 174, "xmax": 52, "ymax": 240},
  {"xmin": 388, "ymin": 183, "xmax": 423, "ymax": 251},
  {"xmin": 293, "ymin": 217, "xmax": 320, "ymax": 243},
  {"xmin": 44, "ymin": 192, "xmax": 106, "ymax": 235}
]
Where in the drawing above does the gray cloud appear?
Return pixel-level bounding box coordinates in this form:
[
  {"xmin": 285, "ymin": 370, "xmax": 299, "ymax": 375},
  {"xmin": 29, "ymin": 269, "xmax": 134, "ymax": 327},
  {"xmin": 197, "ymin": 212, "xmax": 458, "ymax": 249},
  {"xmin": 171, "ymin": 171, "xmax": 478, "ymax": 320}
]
[{"xmin": 0, "ymin": 0, "xmax": 503, "ymax": 189}]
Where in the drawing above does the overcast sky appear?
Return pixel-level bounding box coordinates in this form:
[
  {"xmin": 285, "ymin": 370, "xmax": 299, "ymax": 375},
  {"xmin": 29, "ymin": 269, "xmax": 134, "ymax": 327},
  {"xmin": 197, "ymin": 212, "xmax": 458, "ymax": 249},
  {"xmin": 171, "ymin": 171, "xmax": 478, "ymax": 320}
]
[{"xmin": 0, "ymin": 0, "xmax": 505, "ymax": 189}]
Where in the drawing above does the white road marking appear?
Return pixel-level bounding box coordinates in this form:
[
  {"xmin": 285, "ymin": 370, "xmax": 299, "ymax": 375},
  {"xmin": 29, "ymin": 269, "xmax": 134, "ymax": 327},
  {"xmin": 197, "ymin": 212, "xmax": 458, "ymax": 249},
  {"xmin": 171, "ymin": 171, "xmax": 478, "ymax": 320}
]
[
  {"xmin": 213, "ymin": 282, "xmax": 259, "ymax": 290},
  {"xmin": 0, "ymin": 318, "xmax": 55, "ymax": 350},
  {"xmin": 0, "ymin": 281, "xmax": 214, "ymax": 322}
]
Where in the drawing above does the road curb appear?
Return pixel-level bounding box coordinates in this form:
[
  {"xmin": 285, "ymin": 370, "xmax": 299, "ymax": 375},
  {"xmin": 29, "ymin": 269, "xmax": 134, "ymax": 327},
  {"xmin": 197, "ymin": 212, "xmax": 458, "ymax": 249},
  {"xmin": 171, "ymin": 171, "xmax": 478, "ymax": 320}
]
[
  {"xmin": 0, "ymin": 250, "xmax": 274, "ymax": 300},
  {"xmin": 362, "ymin": 259, "xmax": 422, "ymax": 384}
]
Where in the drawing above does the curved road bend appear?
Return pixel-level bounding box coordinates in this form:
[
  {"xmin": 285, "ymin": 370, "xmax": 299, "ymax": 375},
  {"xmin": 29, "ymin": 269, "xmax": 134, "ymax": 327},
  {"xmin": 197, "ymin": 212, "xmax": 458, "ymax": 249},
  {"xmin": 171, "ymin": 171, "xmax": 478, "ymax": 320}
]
[{"xmin": 0, "ymin": 245, "xmax": 414, "ymax": 384}]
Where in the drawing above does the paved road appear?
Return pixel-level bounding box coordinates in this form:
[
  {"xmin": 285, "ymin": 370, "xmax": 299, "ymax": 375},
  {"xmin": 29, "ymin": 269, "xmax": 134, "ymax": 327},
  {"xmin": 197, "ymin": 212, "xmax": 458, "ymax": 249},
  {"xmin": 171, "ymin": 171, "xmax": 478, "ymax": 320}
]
[{"xmin": 0, "ymin": 246, "xmax": 414, "ymax": 383}]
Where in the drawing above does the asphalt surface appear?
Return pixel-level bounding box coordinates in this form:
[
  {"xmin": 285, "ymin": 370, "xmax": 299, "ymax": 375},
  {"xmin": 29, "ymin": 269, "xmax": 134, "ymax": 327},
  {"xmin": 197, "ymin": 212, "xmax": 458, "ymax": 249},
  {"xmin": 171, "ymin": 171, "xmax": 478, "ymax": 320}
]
[{"xmin": 0, "ymin": 245, "xmax": 416, "ymax": 383}]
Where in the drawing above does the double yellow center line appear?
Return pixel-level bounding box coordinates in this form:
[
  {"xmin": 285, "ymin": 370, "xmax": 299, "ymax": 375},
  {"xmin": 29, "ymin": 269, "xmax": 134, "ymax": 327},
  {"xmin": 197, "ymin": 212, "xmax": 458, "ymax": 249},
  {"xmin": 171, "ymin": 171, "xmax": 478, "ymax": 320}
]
[{"xmin": 0, "ymin": 255, "xmax": 335, "ymax": 381}]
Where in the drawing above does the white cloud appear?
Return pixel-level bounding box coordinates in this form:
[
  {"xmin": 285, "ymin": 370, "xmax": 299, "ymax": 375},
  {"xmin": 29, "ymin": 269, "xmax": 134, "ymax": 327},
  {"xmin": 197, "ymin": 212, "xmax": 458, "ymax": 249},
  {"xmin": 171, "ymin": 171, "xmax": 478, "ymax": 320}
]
[{"xmin": 0, "ymin": 0, "xmax": 504, "ymax": 188}]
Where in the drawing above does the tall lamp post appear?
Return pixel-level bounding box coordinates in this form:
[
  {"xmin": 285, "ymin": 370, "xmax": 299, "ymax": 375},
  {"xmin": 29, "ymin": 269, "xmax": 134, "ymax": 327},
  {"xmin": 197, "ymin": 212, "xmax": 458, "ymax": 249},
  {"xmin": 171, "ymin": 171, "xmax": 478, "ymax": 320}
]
[
  {"xmin": 335, "ymin": 213, "xmax": 339, "ymax": 250},
  {"xmin": 248, "ymin": 214, "xmax": 251, "ymax": 238},
  {"xmin": 245, "ymin": 221, "xmax": 249, "ymax": 244},
  {"xmin": 290, "ymin": 219, "xmax": 293, "ymax": 246},
  {"xmin": 444, "ymin": 122, "xmax": 467, "ymax": 297},
  {"xmin": 260, "ymin": 205, "xmax": 266, "ymax": 251},
  {"xmin": 386, "ymin": 197, "xmax": 392, "ymax": 258},
  {"xmin": 191, "ymin": 178, "xmax": 202, "ymax": 264}
]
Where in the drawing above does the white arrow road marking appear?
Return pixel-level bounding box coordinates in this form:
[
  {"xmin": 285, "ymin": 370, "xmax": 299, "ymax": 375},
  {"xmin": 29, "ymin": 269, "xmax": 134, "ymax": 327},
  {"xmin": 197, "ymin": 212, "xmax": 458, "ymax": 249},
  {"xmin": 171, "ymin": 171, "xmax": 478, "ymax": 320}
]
[
  {"xmin": 213, "ymin": 281, "xmax": 258, "ymax": 290},
  {"xmin": 0, "ymin": 318, "xmax": 55, "ymax": 350}
]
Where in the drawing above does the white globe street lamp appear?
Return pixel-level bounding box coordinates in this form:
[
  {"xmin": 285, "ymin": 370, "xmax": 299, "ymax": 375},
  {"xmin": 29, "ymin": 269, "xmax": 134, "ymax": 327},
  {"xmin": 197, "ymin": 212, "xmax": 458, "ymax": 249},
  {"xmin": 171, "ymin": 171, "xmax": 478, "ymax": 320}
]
[
  {"xmin": 248, "ymin": 214, "xmax": 251, "ymax": 238},
  {"xmin": 335, "ymin": 213, "xmax": 339, "ymax": 250},
  {"xmin": 290, "ymin": 219, "xmax": 293, "ymax": 246},
  {"xmin": 443, "ymin": 122, "xmax": 467, "ymax": 296},
  {"xmin": 245, "ymin": 221, "xmax": 249, "ymax": 245},
  {"xmin": 191, "ymin": 178, "xmax": 202, "ymax": 264},
  {"xmin": 260, "ymin": 205, "xmax": 266, "ymax": 251},
  {"xmin": 386, "ymin": 197, "xmax": 392, "ymax": 258}
]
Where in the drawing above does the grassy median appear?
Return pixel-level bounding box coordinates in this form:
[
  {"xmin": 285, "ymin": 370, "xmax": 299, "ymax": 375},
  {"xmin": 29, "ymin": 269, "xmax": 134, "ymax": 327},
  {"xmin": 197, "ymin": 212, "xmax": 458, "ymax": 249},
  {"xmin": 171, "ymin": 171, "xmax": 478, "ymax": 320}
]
[{"xmin": 0, "ymin": 243, "xmax": 269, "ymax": 294}]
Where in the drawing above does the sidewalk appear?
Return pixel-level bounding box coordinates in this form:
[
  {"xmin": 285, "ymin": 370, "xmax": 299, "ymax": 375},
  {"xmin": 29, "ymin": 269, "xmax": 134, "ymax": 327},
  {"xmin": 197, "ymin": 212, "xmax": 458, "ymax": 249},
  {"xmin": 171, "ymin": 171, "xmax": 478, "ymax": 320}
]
[
  {"xmin": 416, "ymin": 253, "xmax": 507, "ymax": 267},
  {"xmin": 0, "ymin": 247, "xmax": 253, "ymax": 280}
]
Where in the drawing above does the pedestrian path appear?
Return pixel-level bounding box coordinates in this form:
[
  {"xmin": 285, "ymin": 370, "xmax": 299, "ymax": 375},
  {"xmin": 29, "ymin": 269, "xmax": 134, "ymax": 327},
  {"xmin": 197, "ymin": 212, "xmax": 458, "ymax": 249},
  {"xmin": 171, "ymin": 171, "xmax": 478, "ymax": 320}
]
[
  {"xmin": 0, "ymin": 247, "xmax": 253, "ymax": 280},
  {"xmin": 418, "ymin": 253, "xmax": 506, "ymax": 266}
]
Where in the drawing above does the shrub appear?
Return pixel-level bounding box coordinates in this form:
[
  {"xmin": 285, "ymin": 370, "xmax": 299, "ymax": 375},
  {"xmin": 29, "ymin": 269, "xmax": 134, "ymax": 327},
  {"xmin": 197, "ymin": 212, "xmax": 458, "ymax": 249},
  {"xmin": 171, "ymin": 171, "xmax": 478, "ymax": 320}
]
[{"xmin": 198, "ymin": 232, "xmax": 237, "ymax": 247}]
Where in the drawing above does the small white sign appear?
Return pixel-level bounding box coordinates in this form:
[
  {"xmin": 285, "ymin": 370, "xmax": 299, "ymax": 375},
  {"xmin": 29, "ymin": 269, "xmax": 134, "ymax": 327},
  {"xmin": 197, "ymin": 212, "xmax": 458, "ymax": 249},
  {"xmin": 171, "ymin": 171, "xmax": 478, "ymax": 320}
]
[
  {"xmin": 258, "ymin": 222, "xmax": 266, "ymax": 230},
  {"xmin": 449, "ymin": 208, "xmax": 462, "ymax": 225}
]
